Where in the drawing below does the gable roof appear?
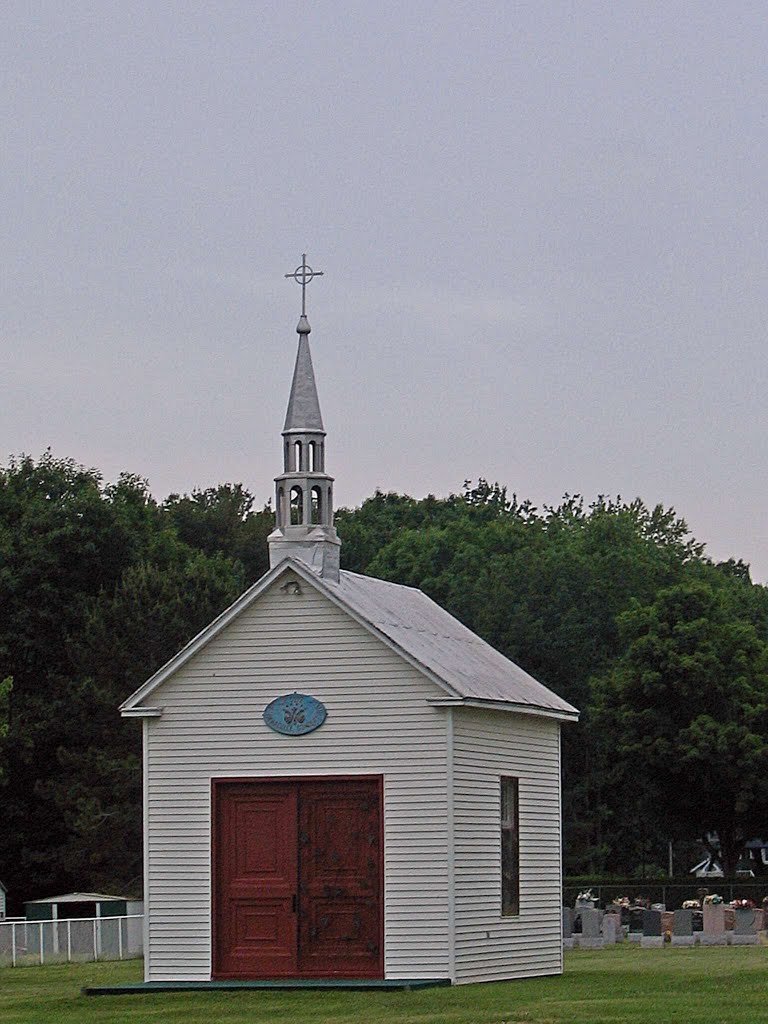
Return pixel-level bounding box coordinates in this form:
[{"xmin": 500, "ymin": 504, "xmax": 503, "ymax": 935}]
[{"xmin": 120, "ymin": 558, "xmax": 578, "ymax": 721}]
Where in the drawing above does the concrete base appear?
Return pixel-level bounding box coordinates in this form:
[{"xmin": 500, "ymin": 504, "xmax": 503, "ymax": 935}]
[
  {"xmin": 579, "ymin": 938, "xmax": 604, "ymax": 950},
  {"xmin": 730, "ymin": 934, "xmax": 759, "ymax": 945},
  {"xmin": 641, "ymin": 936, "xmax": 663, "ymax": 948},
  {"xmin": 671, "ymin": 935, "xmax": 696, "ymax": 947},
  {"xmin": 85, "ymin": 978, "xmax": 451, "ymax": 995},
  {"xmin": 563, "ymin": 938, "xmax": 575, "ymax": 950},
  {"xmin": 627, "ymin": 932, "xmax": 642, "ymax": 943},
  {"xmin": 699, "ymin": 934, "xmax": 727, "ymax": 946}
]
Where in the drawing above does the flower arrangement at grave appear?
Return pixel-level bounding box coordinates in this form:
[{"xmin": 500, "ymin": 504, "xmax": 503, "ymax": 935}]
[
  {"xmin": 731, "ymin": 898, "xmax": 755, "ymax": 909},
  {"xmin": 682, "ymin": 899, "xmax": 701, "ymax": 909},
  {"xmin": 703, "ymin": 893, "xmax": 723, "ymax": 905},
  {"xmin": 613, "ymin": 896, "xmax": 631, "ymax": 908},
  {"xmin": 575, "ymin": 888, "xmax": 596, "ymax": 906}
]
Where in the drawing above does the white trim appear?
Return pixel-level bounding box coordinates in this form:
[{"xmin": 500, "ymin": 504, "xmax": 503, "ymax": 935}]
[
  {"xmin": 121, "ymin": 707, "xmax": 162, "ymax": 718},
  {"xmin": 142, "ymin": 718, "xmax": 150, "ymax": 982},
  {"xmin": 446, "ymin": 706, "xmax": 456, "ymax": 984},
  {"xmin": 427, "ymin": 697, "xmax": 579, "ymax": 723}
]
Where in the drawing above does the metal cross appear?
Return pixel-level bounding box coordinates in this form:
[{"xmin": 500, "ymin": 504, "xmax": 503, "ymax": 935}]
[{"xmin": 285, "ymin": 253, "xmax": 324, "ymax": 316}]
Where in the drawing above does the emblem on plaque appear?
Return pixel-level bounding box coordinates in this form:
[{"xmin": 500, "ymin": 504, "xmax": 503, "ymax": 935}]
[{"xmin": 263, "ymin": 692, "xmax": 327, "ymax": 736}]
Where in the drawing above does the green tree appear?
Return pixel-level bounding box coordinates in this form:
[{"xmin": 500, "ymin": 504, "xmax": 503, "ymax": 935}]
[
  {"xmin": 43, "ymin": 553, "xmax": 245, "ymax": 892},
  {"xmin": 0, "ymin": 676, "xmax": 10, "ymax": 783},
  {"xmin": 0, "ymin": 454, "xmax": 247, "ymax": 902},
  {"xmin": 163, "ymin": 485, "xmax": 273, "ymax": 584},
  {"xmin": 0, "ymin": 454, "xmax": 151, "ymax": 901},
  {"xmin": 593, "ymin": 581, "xmax": 768, "ymax": 876}
]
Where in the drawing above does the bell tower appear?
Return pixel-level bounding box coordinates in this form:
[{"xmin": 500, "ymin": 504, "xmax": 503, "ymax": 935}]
[{"xmin": 268, "ymin": 255, "xmax": 341, "ymax": 580}]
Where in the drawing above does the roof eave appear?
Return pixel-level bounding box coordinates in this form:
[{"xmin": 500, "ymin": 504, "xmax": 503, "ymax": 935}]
[{"xmin": 427, "ymin": 696, "xmax": 580, "ymax": 723}]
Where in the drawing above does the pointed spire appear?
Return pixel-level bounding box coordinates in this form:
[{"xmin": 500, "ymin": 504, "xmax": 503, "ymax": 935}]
[
  {"xmin": 283, "ymin": 319, "xmax": 324, "ymax": 432},
  {"xmin": 269, "ymin": 253, "xmax": 340, "ymax": 581}
]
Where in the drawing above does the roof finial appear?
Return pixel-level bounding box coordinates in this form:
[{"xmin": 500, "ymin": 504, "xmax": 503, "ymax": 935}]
[{"xmin": 285, "ymin": 253, "xmax": 324, "ymax": 327}]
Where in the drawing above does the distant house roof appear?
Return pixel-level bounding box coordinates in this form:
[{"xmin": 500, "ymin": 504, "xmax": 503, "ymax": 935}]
[
  {"xmin": 121, "ymin": 558, "xmax": 579, "ymax": 721},
  {"xmin": 26, "ymin": 892, "xmax": 130, "ymax": 904}
]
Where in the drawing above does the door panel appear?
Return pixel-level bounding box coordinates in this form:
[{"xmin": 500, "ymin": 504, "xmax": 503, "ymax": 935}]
[
  {"xmin": 213, "ymin": 778, "xmax": 382, "ymax": 979},
  {"xmin": 214, "ymin": 783, "xmax": 297, "ymax": 977},
  {"xmin": 298, "ymin": 780, "xmax": 382, "ymax": 976}
]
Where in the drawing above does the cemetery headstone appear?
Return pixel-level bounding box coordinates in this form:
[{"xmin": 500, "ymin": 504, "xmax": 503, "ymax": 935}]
[
  {"xmin": 602, "ymin": 914, "xmax": 621, "ymax": 944},
  {"xmin": 701, "ymin": 903, "xmax": 727, "ymax": 946},
  {"xmin": 641, "ymin": 908, "xmax": 663, "ymax": 948},
  {"xmin": 563, "ymin": 907, "xmax": 575, "ymax": 950},
  {"xmin": 580, "ymin": 908, "xmax": 604, "ymax": 949},
  {"xmin": 671, "ymin": 908, "xmax": 695, "ymax": 947},
  {"xmin": 732, "ymin": 907, "xmax": 759, "ymax": 945},
  {"xmin": 627, "ymin": 906, "xmax": 643, "ymax": 943}
]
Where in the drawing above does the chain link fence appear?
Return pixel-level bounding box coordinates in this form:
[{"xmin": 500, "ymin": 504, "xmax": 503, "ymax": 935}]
[{"xmin": 0, "ymin": 915, "xmax": 143, "ymax": 967}]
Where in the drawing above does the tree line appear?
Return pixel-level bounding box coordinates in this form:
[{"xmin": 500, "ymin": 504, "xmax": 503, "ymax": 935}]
[{"xmin": 1, "ymin": 453, "xmax": 766, "ymax": 910}]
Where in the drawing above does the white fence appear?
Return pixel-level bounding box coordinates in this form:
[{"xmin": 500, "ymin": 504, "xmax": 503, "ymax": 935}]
[{"xmin": 0, "ymin": 915, "xmax": 143, "ymax": 967}]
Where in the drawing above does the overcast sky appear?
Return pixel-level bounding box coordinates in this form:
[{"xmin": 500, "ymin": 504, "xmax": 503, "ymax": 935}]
[{"xmin": 2, "ymin": 2, "xmax": 767, "ymax": 579}]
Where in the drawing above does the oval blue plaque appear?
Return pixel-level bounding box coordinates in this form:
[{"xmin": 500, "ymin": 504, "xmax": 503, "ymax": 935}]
[{"xmin": 263, "ymin": 692, "xmax": 327, "ymax": 736}]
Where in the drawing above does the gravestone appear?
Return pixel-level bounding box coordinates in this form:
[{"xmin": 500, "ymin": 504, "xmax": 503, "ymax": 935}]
[
  {"xmin": 732, "ymin": 907, "xmax": 759, "ymax": 945},
  {"xmin": 563, "ymin": 907, "xmax": 575, "ymax": 950},
  {"xmin": 671, "ymin": 908, "xmax": 695, "ymax": 947},
  {"xmin": 580, "ymin": 908, "xmax": 604, "ymax": 949},
  {"xmin": 641, "ymin": 908, "xmax": 663, "ymax": 948},
  {"xmin": 627, "ymin": 907, "xmax": 643, "ymax": 943},
  {"xmin": 602, "ymin": 913, "xmax": 621, "ymax": 944},
  {"xmin": 701, "ymin": 903, "xmax": 727, "ymax": 945}
]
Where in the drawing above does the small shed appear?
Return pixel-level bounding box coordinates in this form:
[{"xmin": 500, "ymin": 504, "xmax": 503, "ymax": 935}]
[
  {"xmin": 24, "ymin": 892, "xmax": 142, "ymax": 921},
  {"xmin": 120, "ymin": 297, "xmax": 579, "ymax": 985}
]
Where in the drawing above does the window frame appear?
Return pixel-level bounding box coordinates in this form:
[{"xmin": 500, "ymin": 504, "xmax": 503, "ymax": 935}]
[{"xmin": 500, "ymin": 775, "xmax": 520, "ymax": 917}]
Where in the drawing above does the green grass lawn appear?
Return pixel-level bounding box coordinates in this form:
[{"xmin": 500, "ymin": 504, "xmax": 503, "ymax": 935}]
[{"xmin": 1, "ymin": 946, "xmax": 766, "ymax": 1024}]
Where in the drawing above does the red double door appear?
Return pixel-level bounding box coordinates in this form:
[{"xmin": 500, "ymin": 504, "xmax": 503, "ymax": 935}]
[{"xmin": 213, "ymin": 778, "xmax": 383, "ymax": 979}]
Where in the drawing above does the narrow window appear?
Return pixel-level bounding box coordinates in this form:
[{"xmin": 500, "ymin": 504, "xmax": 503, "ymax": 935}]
[
  {"xmin": 501, "ymin": 776, "xmax": 519, "ymax": 916},
  {"xmin": 310, "ymin": 486, "xmax": 322, "ymax": 524},
  {"xmin": 293, "ymin": 441, "xmax": 302, "ymax": 472},
  {"xmin": 290, "ymin": 486, "xmax": 303, "ymax": 525},
  {"xmin": 277, "ymin": 487, "xmax": 285, "ymax": 526},
  {"xmin": 308, "ymin": 441, "xmax": 316, "ymax": 472}
]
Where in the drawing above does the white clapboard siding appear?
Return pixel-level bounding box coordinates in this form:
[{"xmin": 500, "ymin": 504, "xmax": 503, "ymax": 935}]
[
  {"xmin": 453, "ymin": 707, "xmax": 562, "ymax": 983},
  {"xmin": 144, "ymin": 570, "xmax": 451, "ymax": 981}
]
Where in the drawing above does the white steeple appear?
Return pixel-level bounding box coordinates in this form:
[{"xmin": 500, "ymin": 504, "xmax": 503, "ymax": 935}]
[{"xmin": 268, "ymin": 256, "xmax": 341, "ymax": 580}]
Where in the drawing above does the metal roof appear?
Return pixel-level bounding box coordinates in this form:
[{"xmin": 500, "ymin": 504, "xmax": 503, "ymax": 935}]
[
  {"xmin": 26, "ymin": 892, "xmax": 130, "ymax": 904},
  {"xmin": 121, "ymin": 558, "xmax": 578, "ymax": 720},
  {"xmin": 336, "ymin": 570, "xmax": 578, "ymax": 717},
  {"xmin": 283, "ymin": 329, "xmax": 324, "ymax": 432}
]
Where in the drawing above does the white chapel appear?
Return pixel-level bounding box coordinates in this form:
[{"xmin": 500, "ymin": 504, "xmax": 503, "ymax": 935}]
[{"xmin": 120, "ymin": 258, "xmax": 578, "ymax": 986}]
